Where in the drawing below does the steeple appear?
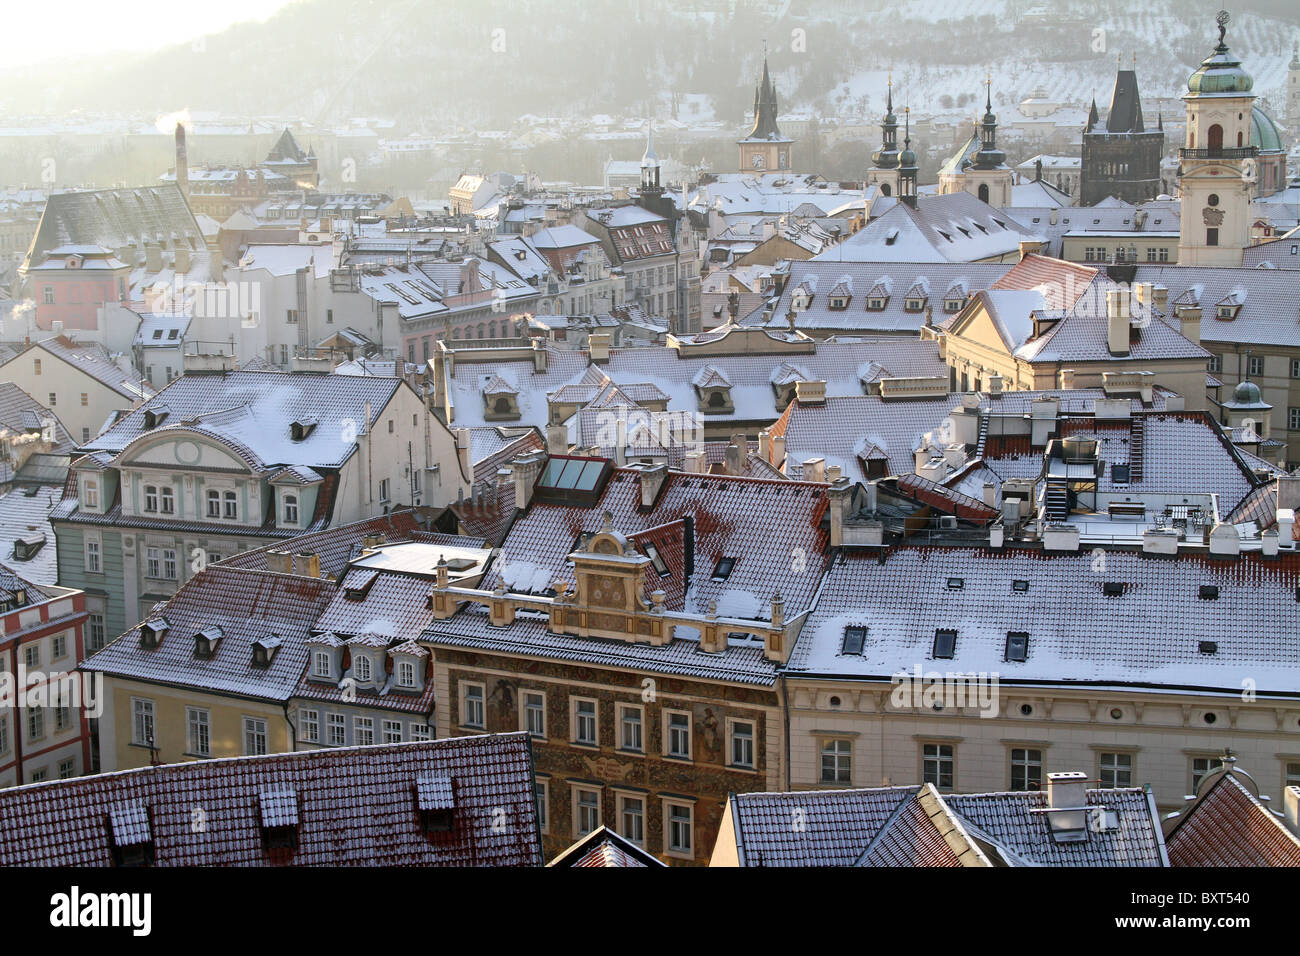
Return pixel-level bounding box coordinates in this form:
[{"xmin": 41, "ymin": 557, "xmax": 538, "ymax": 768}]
[
  {"xmin": 872, "ymin": 75, "xmax": 900, "ymax": 170},
  {"xmin": 640, "ymin": 119, "xmax": 662, "ymax": 198},
  {"xmin": 1086, "ymin": 97, "xmax": 1099, "ymax": 131},
  {"xmin": 744, "ymin": 52, "xmax": 784, "ymax": 142},
  {"xmin": 737, "ymin": 46, "xmax": 793, "ymax": 172},
  {"xmin": 899, "ymin": 108, "xmax": 918, "ymax": 209},
  {"xmin": 972, "ymin": 75, "xmax": 1005, "ymax": 169}
]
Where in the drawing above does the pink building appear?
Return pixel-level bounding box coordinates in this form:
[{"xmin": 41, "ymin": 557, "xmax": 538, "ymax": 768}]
[{"xmin": 26, "ymin": 245, "xmax": 130, "ymax": 332}]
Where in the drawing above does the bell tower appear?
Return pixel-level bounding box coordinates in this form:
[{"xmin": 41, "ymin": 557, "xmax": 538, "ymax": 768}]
[
  {"xmin": 1178, "ymin": 10, "xmax": 1257, "ymax": 267},
  {"xmin": 736, "ymin": 49, "xmax": 793, "ymax": 173},
  {"xmin": 867, "ymin": 77, "xmax": 901, "ymax": 198}
]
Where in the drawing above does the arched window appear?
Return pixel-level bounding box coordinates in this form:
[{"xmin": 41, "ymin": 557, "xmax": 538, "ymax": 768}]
[
  {"xmin": 206, "ymin": 489, "xmax": 221, "ymax": 518},
  {"xmin": 397, "ymin": 660, "xmax": 416, "ymax": 687},
  {"xmin": 477, "ymin": 324, "xmax": 486, "ymax": 339},
  {"xmin": 494, "ymin": 396, "xmax": 513, "ymax": 414},
  {"xmin": 708, "ymin": 391, "xmax": 726, "ymax": 408},
  {"xmin": 1236, "ymin": 130, "xmax": 1243, "ymax": 147},
  {"xmin": 1207, "ymin": 124, "xmax": 1224, "ymax": 153},
  {"xmin": 978, "ymin": 183, "xmax": 990, "ymax": 203},
  {"xmin": 223, "ymin": 490, "xmax": 237, "ymax": 519},
  {"xmin": 880, "ymin": 183, "xmax": 891, "ymax": 197},
  {"xmin": 283, "ymin": 494, "xmax": 298, "ymax": 524}
]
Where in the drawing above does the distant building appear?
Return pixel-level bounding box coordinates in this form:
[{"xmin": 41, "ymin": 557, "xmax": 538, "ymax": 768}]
[
  {"xmin": 937, "ymin": 81, "xmax": 1014, "ymax": 208},
  {"xmin": 736, "ymin": 54, "xmax": 793, "ymax": 174},
  {"xmin": 1079, "ymin": 66, "xmax": 1165, "ymax": 207}
]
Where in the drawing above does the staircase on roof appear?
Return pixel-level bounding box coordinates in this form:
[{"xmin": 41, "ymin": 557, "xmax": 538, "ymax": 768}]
[
  {"xmin": 1129, "ymin": 416, "xmax": 1145, "ymax": 483},
  {"xmin": 1044, "ymin": 478, "xmax": 1069, "ymax": 523}
]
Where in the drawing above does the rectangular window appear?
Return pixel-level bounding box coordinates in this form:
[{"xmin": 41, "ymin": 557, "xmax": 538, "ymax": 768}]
[
  {"xmin": 52, "ymin": 634, "xmax": 67, "ymax": 660},
  {"xmin": 353, "ymin": 716, "xmax": 374, "ymax": 746},
  {"xmin": 327, "ymin": 713, "xmax": 346, "ymax": 746},
  {"xmin": 410, "ymin": 723, "xmax": 430, "ymax": 741},
  {"xmin": 535, "ymin": 779, "xmax": 548, "ymax": 831},
  {"xmin": 1291, "ymin": 359, "xmax": 1300, "ymax": 379},
  {"xmin": 160, "ymin": 487, "xmax": 175, "ymax": 514},
  {"xmin": 83, "ymin": 479, "xmax": 99, "ymax": 509},
  {"xmin": 0, "ymin": 716, "xmax": 8, "ymax": 755},
  {"xmin": 821, "ymin": 738, "xmax": 851, "ymax": 784},
  {"xmin": 55, "ymin": 706, "xmax": 72, "ymax": 731},
  {"xmin": 48, "ymin": 392, "xmax": 56, "ymax": 406},
  {"xmin": 27, "ymin": 709, "xmax": 43, "ymax": 741},
  {"xmin": 619, "ymin": 705, "xmax": 643, "ymax": 752},
  {"xmin": 665, "ymin": 711, "xmax": 691, "ymax": 759},
  {"xmin": 575, "ymin": 787, "xmax": 601, "ymax": 837},
  {"xmin": 1286, "ymin": 762, "xmax": 1300, "ymax": 790},
  {"xmin": 146, "ymin": 547, "xmax": 161, "ymax": 578},
  {"xmin": 132, "ymin": 698, "xmax": 155, "ymax": 746},
  {"xmin": 1100, "ymin": 752, "xmax": 1133, "ymax": 789},
  {"xmin": 84, "ymin": 538, "xmax": 101, "ymax": 573},
  {"xmin": 300, "ymin": 709, "xmax": 320, "ymax": 743},
  {"xmin": 1005, "ymin": 631, "xmax": 1029, "ymax": 663},
  {"xmin": 1207, "ymin": 354, "xmax": 1221, "ymax": 373},
  {"xmin": 23, "ymin": 644, "xmax": 39, "ymax": 669},
  {"xmin": 923, "ymin": 743, "xmax": 955, "ymax": 790},
  {"xmin": 933, "ymin": 629, "xmax": 957, "ymax": 659},
  {"xmin": 1249, "ymin": 356, "xmax": 1264, "ymax": 377},
  {"xmin": 1207, "ymin": 228, "xmax": 1219, "ymax": 247},
  {"xmin": 730, "ymin": 720, "xmax": 755, "ymax": 769},
  {"xmin": 87, "ymin": 614, "xmax": 106, "ymax": 652},
  {"xmin": 58, "ymin": 758, "xmax": 76, "ymax": 779},
  {"xmin": 383, "ymin": 720, "xmax": 402, "ymax": 744},
  {"xmin": 80, "ymin": 392, "xmax": 88, "ymax": 406},
  {"xmin": 187, "ymin": 707, "xmax": 211, "ymax": 756},
  {"xmin": 573, "ymin": 698, "xmax": 597, "ymax": 746},
  {"xmin": 312, "ymin": 650, "xmax": 332, "ymax": 678},
  {"xmin": 463, "ymin": 683, "xmax": 485, "ymax": 729},
  {"xmin": 378, "ymin": 478, "xmax": 391, "ymax": 501},
  {"xmin": 163, "ymin": 548, "xmax": 178, "ymax": 580},
  {"xmin": 1010, "ymin": 748, "xmax": 1042, "ymax": 791},
  {"xmin": 523, "ymin": 691, "xmax": 546, "ymax": 738},
  {"xmin": 1191, "ymin": 756, "xmax": 1224, "ymax": 794},
  {"xmin": 666, "ymin": 802, "xmax": 693, "ymax": 855},
  {"xmin": 619, "ymin": 794, "xmax": 645, "ymax": 845},
  {"xmin": 1289, "ymin": 408, "xmax": 1300, "ymax": 431},
  {"xmin": 243, "ymin": 717, "xmax": 268, "ymax": 755}
]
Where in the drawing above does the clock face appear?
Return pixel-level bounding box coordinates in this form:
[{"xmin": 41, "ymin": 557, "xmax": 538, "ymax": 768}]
[{"xmin": 751, "ymin": 152, "xmax": 766, "ymax": 169}]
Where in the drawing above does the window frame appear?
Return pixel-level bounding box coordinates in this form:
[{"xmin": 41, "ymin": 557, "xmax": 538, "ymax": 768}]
[
  {"xmin": 618, "ymin": 703, "xmax": 644, "ymax": 754},
  {"xmin": 1009, "ymin": 746, "xmax": 1042, "ymax": 791},
  {"xmin": 1099, "ymin": 751, "xmax": 1134, "ymax": 789},
  {"xmin": 820, "ymin": 737, "xmax": 852, "ymax": 785},
  {"xmin": 921, "ymin": 741, "xmax": 956, "ymax": 791},
  {"xmin": 461, "ymin": 681, "xmax": 486, "ymax": 730},
  {"xmin": 728, "ymin": 717, "xmax": 756, "ymax": 770},
  {"xmin": 186, "ymin": 707, "xmax": 211, "ymax": 757},
  {"xmin": 522, "ymin": 690, "xmax": 547, "ymax": 739},
  {"xmin": 571, "ymin": 696, "xmax": 598, "ymax": 747},
  {"xmin": 131, "ymin": 697, "xmax": 155, "ymax": 747},
  {"xmin": 663, "ymin": 708, "xmax": 692, "ymax": 761}
]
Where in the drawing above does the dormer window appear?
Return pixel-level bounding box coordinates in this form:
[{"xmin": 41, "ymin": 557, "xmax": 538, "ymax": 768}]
[
  {"xmin": 13, "ymin": 533, "xmax": 45, "ymax": 562},
  {"xmin": 82, "ymin": 477, "xmax": 100, "ymax": 510},
  {"xmin": 866, "ymin": 297, "xmax": 887, "ymax": 311},
  {"xmin": 108, "ymin": 804, "xmax": 154, "ymax": 867},
  {"xmin": 258, "ymin": 787, "xmax": 300, "ymax": 851},
  {"xmin": 944, "ymin": 297, "xmax": 965, "ymax": 313},
  {"xmin": 193, "ymin": 626, "xmax": 223, "ymax": 659},
  {"xmin": 355, "ymin": 654, "xmax": 373, "ymax": 682},
  {"xmin": 143, "ymin": 406, "xmax": 169, "ymax": 429},
  {"xmin": 140, "ymin": 617, "xmax": 169, "ymax": 648},
  {"xmin": 312, "ymin": 649, "xmax": 334, "ymax": 679},
  {"xmin": 828, "ymin": 295, "xmax": 850, "ymax": 311},
  {"xmin": 251, "ymin": 635, "xmax": 282, "ymax": 668},
  {"xmin": 905, "ymin": 297, "xmax": 927, "ymax": 313},
  {"xmin": 416, "ymin": 773, "xmax": 456, "ymax": 835},
  {"xmin": 290, "ymin": 417, "xmax": 318, "ymax": 441},
  {"xmin": 397, "ymin": 659, "xmax": 417, "ymax": 688}
]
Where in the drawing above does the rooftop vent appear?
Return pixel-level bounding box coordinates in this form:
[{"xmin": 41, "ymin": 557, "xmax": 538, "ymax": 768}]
[
  {"xmin": 142, "ymin": 405, "xmax": 170, "ymax": 429},
  {"xmin": 1199, "ymin": 640, "xmax": 1218, "ymax": 655},
  {"xmin": 1041, "ymin": 771, "xmax": 1090, "ymax": 843},
  {"xmin": 1198, "ymin": 584, "xmax": 1219, "ymax": 600},
  {"xmin": 290, "ymin": 416, "xmax": 319, "ymax": 441},
  {"xmin": 1103, "ymin": 582, "xmax": 1124, "ymax": 597},
  {"xmin": 193, "ymin": 626, "xmax": 223, "ymax": 659}
]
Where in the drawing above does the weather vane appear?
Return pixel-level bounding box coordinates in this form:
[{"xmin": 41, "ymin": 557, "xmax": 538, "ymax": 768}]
[{"xmin": 1217, "ymin": 10, "xmax": 1229, "ymax": 44}]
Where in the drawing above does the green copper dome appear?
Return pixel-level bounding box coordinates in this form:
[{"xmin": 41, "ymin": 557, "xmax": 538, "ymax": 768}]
[
  {"xmin": 1188, "ymin": 14, "xmax": 1254, "ymax": 96},
  {"xmin": 1251, "ymin": 105, "xmax": 1283, "ymax": 152},
  {"xmin": 1232, "ymin": 380, "xmax": 1263, "ymax": 405}
]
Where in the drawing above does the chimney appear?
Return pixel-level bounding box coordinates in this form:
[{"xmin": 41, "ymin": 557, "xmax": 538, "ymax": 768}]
[
  {"xmin": 1151, "ymin": 285, "xmax": 1168, "ymax": 315},
  {"xmin": 635, "ymin": 462, "xmax": 668, "ymax": 507},
  {"xmin": 1208, "ymin": 523, "xmax": 1241, "ymax": 558},
  {"xmin": 1279, "ymin": 478, "xmax": 1300, "ymax": 513},
  {"xmin": 588, "ymin": 333, "xmax": 612, "ymax": 363},
  {"xmin": 1261, "ymin": 530, "xmax": 1280, "ymax": 558},
  {"xmin": 982, "ymin": 482, "xmax": 996, "ymax": 507},
  {"xmin": 1176, "ymin": 305, "xmax": 1201, "ymax": 345},
  {"xmin": 684, "ymin": 450, "xmax": 706, "ymax": 473},
  {"xmin": 145, "ymin": 241, "xmax": 163, "ymax": 275},
  {"xmin": 531, "ymin": 337, "xmax": 547, "ymax": 372},
  {"xmin": 546, "ymin": 424, "xmax": 568, "ymax": 454},
  {"xmin": 266, "ymin": 550, "xmax": 293, "ymax": 574},
  {"xmin": 295, "ymin": 552, "xmax": 321, "ymax": 578},
  {"xmin": 803, "ymin": 458, "xmax": 826, "ymax": 483},
  {"xmin": 1141, "ymin": 528, "xmax": 1179, "ymax": 556},
  {"xmin": 1044, "ymin": 772, "xmax": 1090, "ymax": 841},
  {"xmin": 455, "ymin": 427, "xmax": 472, "ymax": 478},
  {"xmin": 1018, "ymin": 239, "xmax": 1042, "ymax": 260},
  {"xmin": 1135, "ymin": 281, "xmax": 1154, "ymax": 308},
  {"xmin": 989, "ymin": 525, "xmax": 1004, "ymax": 548},
  {"xmin": 758, "ymin": 428, "xmax": 772, "ymax": 464},
  {"xmin": 827, "ymin": 476, "xmax": 853, "ymax": 547},
  {"xmin": 175, "ymin": 122, "xmax": 189, "ymax": 200},
  {"xmin": 1279, "ymin": 508, "xmax": 1296, "ymax": 546},
  {"xmin": 771, "ymin": 433, "xmax": 786, "ymax": 471},
  {"xmin": 1106, "ymin": 289, "xmax": 1130, "ymax": 357},
  {"xmin": 511, "ymin": 451, "xmax": 547, "ymax": 508},
  {"xmin": 724, "ymin": 442, "xmax": 743, "ymax": 476},
  {"xmin": 794, "ymin": 380, "xmax": 827, "ymax": 405},
  {"xmin": 174, "ymin": 242, "xmax": 191, "ymax": 274}
]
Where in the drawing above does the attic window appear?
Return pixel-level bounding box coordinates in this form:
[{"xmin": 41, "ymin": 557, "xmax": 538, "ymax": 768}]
[
  {"xmin": 13, "ymin": 534, "xmax": 46, "ymax": 561},
  {"xmin": 142, "ymin": 406, "xmax": 169, "ymax": 429},
  {"xmin": 251, "ymin": 635, "xmax": 282, "ymax": 668},
  {"xmin": 904, "ymin": 298, "xmax": 926, "ymax": 313},
  {"xmin": 290, "ymin": 417, "xmax": 319, "ymax": 441},
  {"xmin": 1012, "ymin": 580, "xmax": 1030, "ymax": 593},
  {"xmin": 1103, "ymin": 582, "xmax": 1124, "ymax": 597},
  {"xmin": 932, "ymin": 628, "xmax": 957, "ymax": 660},
  {"xmin": 866, "ymin": 297, "xmax": 887, "ymax": 311},
  {"xmin": 1199, "ymin": 640, "xmax": 1218, "ymax": 655},
  {"xmin": 644, "ymin": 542, "xmax": 670, "ymax": 577},
  {"xmin": 108, "ymin": 804, "xmax": 154, "ymax": 867},
  {"xmin": 944, "ymin": 297, "xmax": 965, "ymax": 313},
  {"xmin": 841, "ymin": 625, "xmax": 868, "ymax": 655},
  {"xmin": 416, "ymin": 772, "xmax": 456, "ymax": 834},
  {"xmin": 258, "ymin": 787, "xmax": 300, "ymax": 850},
  {"xmin": 712, "ymin": 556, "xmax": 736, "ymax": 581},
  {"xmin": 193, "ymin": 626, "xmax": 223, "ymax": 659},
  {"xmin": 946, "ymin": 577, "xmax": 964, "ymax": 590},
  {"xmin": 1005, "ymin": 631, "xmax": 1029, "ymax": 662},
  {"xmin": 829, "ymin": 295, "xmax": 849, "ymax": 310},
  {"xmin": 1199, "ymin": 584, "xmax": 1220, "ymax": 600},
  {"xmin": 139, "ymin": 617, "xmax": 169, "ymax": 648}
]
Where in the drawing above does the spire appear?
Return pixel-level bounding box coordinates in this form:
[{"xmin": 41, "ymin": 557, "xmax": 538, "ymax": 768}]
[
  {"xmin": 1086, "ymin": 97, "xmax": 1099, "ymax": 131},
  {"xmin": 872, "ymin": 74, "xmax": 901, "ymax": 170},
  {"xmin": 899, "ymin": 107, "xmax": 918, "ymax": 209},
  {"xmin": 974, "ymin": 74, "xmax": 1005, "ymax": 169},
  {"xmin": 742, "ymin": 49, "xmax": 786, "ymax": 142},
  {"xmin": 640, "ymin": 119, "xmax": 663, "ymax": 201}
]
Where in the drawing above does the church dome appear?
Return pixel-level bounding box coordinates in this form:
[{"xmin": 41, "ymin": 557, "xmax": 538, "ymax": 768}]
[
  {"xmin": 1187, "ymin": 17, "xmax": 1253, "ymax": 97},
  {"xmin": 1232, "ymin": 380, "xmax": 1263, "ymax": 405},
  {"xmin": 899, "ymin": 145, "xmax": 917, "ymax": 168},
  {"xmin": 1250, "ymin": 106, "xmax": 1284, "ymax": 153}
]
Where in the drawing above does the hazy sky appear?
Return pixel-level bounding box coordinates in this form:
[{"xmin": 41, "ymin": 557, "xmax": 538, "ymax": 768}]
[{"xmin": 9, "ymin": 0, "xmax": 298, "ymax": 67}]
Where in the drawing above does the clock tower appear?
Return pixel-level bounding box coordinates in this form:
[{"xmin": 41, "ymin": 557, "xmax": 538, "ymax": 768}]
[
  {"xmin": 737, "ymin": 52, "xmax": 793, "ymax": 173},
  {"xmin": 1177, "ymin": 11, "xmax": 1257, "ymax": 267}
]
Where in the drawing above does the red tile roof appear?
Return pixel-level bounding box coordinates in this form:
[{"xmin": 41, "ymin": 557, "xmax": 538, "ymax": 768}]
[
  {"xmin": 0, "ymin": 734, "xmax": 542, "ymax": 866},
  {"xmin": 1165, "ymin": 770, "xmax": 1300, "ymax": 867}
]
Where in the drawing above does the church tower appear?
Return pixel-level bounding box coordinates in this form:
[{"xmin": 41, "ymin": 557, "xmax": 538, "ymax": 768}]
[
  {"xmin": 1177, "ymin": 11, "xmax": 1257, "ymax": 268},
  {"xmin": 962, "ymin": 78, "xmax": 1014, "ymax": 207},
  {"xmin": 1079, "ymin": 58, "xmax": 1165, "ymax": 206},
  {"xmin": 867, "ymin": 77, "xmax": 902, "ymax": 197},
  {"xmin": 736, "ymin": 52, "xmax": 793, "ymax": 173},
  {"xmin": 640, "ymin": 120, "xmax": 663, "ymax": 199},
  {"xmin": 899, "ymin": 108, "xmax": 919, "ymax": 209}
]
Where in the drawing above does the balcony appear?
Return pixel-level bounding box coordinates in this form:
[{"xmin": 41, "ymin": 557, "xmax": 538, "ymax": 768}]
[{"xmin": 1179, "ymin": 146, "xmax": 1258, "ymax": 160}]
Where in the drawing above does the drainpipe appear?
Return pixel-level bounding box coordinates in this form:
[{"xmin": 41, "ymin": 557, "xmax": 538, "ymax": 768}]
[
  {"xmin": 10, "ymin": 642, "xmax": 23, "ymax": 783},
  {"xmin": 780, "ymin": 673, "xmax": 791, "ymax": 791}
]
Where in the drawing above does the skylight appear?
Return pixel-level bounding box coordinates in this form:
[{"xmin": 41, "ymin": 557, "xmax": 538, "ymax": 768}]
[
  {"xmin": 1199, "ymin": 584, "xmax": 1220, "ymax": 600},
  {"xmin": 1005, "ymin": 631, "xmax": 1029, "ymax": 662},
  {"xmin": 841, "ymin": 625, "xmax": 867, "ymax": 655},
  {"xmin": 644, "ymin": 542, "xmax": 670, "ymax": 577},
  {"xmin": 1012, "ymin": 580, "xmax": 1030, "ymax": 592},
  {"xmin": 933, "ymin": 629, "xmax": 956, "ymax": 659},
  {"xmin": 946, "ymin": 577, "xmax": 964, "ymax": 590},
  {"xmin": 712, "ymin": 556, "xmax": 736, "ymax": 581},
  {"xmin": 1103, "ymin": 582, "xmax": 1124, "ymax": 597}
]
